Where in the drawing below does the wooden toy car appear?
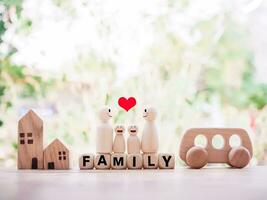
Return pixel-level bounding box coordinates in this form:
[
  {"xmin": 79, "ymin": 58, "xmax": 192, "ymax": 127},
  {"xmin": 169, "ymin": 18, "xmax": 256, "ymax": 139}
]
[{"xmin": 179, "ymin": 128, "xmax": 253, "ymax": 169}]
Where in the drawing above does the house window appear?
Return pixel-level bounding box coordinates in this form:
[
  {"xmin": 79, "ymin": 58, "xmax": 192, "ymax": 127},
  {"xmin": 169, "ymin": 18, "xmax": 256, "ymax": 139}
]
[
  {"xmin": 19, "ymin": 133, "xmax": 25, "ymax": 144},
  {"xmin": 19, "ymin": 132, "xmax": 34, "ymax": 145},
  {"xmin": 28, "ymin": 139, "xmax": 33, "ymax": 144},
  {"xmin": 63, "ymin": 151, "xmax": 66, "ymax": 160},
  {"xmin": 58, "ymin": 151, "xmax": 67, "ymax": 161},
  {"xmin": 27, "ymin": 132, "xmax": 33, "ymax": 144}
]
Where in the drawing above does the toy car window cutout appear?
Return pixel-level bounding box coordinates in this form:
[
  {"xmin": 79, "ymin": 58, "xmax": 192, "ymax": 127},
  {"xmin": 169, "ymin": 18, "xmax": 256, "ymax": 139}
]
[
  {"xmin": 194, "ymin": 134, "xmax": 207, "ymax": 148},
  {"xmin": 212, "ymin": 134, "xmax": 225, "ymax": 149},
  {"xmin": 229, "ymin": 134, "xmax": 241, "ymax": 148}
]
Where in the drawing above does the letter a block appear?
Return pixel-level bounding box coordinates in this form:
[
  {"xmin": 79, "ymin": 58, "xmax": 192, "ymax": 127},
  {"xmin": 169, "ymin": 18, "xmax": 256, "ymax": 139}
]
[
  {"xmin": 158, "ymin": 153, "xmax": 175, "ymax": 169},
  {"xmin": 143, "ymin": 153, "xmax": 158, "ymax": 169},
  {"xmin": 127, "ymin": 154, "xmax": 142, "ymax": 169},
  {"xmin": 79, "ymin": 154, "xmax": 94, "ymax": 169},
  {"xmin": 111, "ymin": 154, "xmax": 127, "ymax": 169},
  {"xmin": 94, "ymin": 153, "xmax": 111, "ymax": 169}
]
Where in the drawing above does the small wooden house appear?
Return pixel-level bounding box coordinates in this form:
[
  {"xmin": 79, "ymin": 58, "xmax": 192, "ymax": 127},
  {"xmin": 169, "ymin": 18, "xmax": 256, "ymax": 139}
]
[
  {"xmin": 18, "ymin": 110, "xmax": 44, "ymax": 169},
  {"xmin": 44, "ymin": 139, "xmax": 69, "ymax": 170}
]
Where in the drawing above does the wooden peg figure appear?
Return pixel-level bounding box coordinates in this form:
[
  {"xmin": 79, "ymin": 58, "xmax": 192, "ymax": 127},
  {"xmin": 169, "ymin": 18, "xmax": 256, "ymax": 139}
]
[
  {"xmin": 113, "ymin": 125, "xmax": 126, "ymax": 153},
  {"xmin": 96, "ymin": 106, "xmax": 113, "ymax": 153},
  {"xmin": 127, "ymin": 125, "xmax": 141, "ymax": 154},
  {"xmin": 141, "ymin": 107, "xmax": 159, "ymax": 153}
]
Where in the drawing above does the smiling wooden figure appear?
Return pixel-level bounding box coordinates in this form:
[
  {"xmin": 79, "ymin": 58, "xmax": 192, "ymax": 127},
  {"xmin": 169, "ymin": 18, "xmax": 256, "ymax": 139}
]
[
  {"xmin": 96, "ymin": 107, "xmax": 113, "ymax": 154},
  {"xmin": 127, "ymin": 125, "xmax": 140, "ymax": 154},
  {"xmin": 141, "ymin": 107, "xmax": 159, "ymax": 153},
  {"xmin": 113, "ymin": 125, "xmax": 126, "ymax": 153}
]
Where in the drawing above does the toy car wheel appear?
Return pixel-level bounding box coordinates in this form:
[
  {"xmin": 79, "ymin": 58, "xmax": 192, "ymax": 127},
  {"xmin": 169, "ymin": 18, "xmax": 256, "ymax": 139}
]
[
  {"xmin": 228, "ymin": 146, "xmax": 251, "ymax": 168},
  {"xmin": 186, "ymin": 146, "xmax": 208, "ymax": 169}
]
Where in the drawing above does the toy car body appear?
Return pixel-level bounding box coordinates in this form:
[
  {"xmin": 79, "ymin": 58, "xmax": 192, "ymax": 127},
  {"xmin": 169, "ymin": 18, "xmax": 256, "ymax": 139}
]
[{"xmin": 179, "ymin": 128, "xmax": 253, "ymax": 169}]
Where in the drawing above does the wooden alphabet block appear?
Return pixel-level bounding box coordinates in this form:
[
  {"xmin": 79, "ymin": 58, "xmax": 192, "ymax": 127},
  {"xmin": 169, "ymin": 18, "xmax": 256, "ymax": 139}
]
[
  {"xmin": 79, "ymin": 154, "xmax": 94, "ymax": 169},
  {"xmin": 127, "ymin": 154, "xmax": 142, "ymax": 169},
  {"xmin": 111, "ymin": 154, "xmax": 127, "ymax": 169},
  {"xmin": 44, "ymin": 139, "xmax": 69, "ymax": 170},
  {"xmin": 158, "ymin": 153, "xmax": 175, "ymax": 169},
  {"xmin": 94, "ymin": 153, "xmax": 111, "ymax": 169},
  {"xmin": 143, "ymin": 153, "xmax": 158, "ymax": 169}
]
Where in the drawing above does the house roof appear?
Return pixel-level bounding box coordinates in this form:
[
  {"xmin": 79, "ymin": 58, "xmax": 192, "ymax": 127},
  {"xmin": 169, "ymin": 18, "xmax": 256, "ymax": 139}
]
[
  {"xmin": 44, "ymin": 139, "xmax": 69, "ymax": 152},
  {"xmin": 18, "ymin": 109, "xmax": 43, "ymax": 126},
  {"xmin": 18, "ymin": 109, "xmax": 43, "ymax": 136}
]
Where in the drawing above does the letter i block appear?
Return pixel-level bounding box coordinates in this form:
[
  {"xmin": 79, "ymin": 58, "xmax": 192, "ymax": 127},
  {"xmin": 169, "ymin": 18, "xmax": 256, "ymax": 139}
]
[
  {"xmin": 79, "ymin": 154, "xmax": 94, "ymax": 169},
  {"xmin": 111, "ymin": 154, "xmax": 127, "ymax": 169},
  {"xmin": 143, "ymin": 153, "xmax": 158, "ymax": 169},
  {"xmin": 94, "ymin": 153, "xmax": 111, "ymax": 169},
  {"xmin": 127, "ymin": 154, "xmax": 142, "ymax": 169},
  {"xmin": 158, "ymin": 153, "xmax": 175, "ymax": 169}
]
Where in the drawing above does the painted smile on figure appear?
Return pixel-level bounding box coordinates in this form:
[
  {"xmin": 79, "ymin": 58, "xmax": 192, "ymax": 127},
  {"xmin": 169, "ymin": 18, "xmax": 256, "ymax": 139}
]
[
  {"xmin": 128, "ymin": 125, "xmax": 138, "ymax": 136},
  {"xmin": 143, "ymin": 109, "xmax": 148, "ymax": 118},
  {"xmin": 107, "ymin": 108, "xmax": 112, "ymax": 117},
  {"xmin": 115, "ymin": 125, "xmax": 125, "ymax": 135}
]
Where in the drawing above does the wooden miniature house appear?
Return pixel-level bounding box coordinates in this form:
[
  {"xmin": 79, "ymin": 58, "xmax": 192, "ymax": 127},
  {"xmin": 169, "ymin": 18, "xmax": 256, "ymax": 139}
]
[
  {"xmin": 18, "ymin": 110, "xmax": 44, "ymax": 169},
  {"xmin": 44, "ymin": 139, "xmax": 69, "ymax": 170}
]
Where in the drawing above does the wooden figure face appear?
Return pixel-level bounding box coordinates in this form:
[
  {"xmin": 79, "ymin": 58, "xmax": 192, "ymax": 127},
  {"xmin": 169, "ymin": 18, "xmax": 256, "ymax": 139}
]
[
  {"xmin": 98, "ymin": 107, "xmax": 112, "ymax": 122},
  {"xmin": 128, "ymin": 125, "xmax": 138, "ymax": 136},
  {"xmin": 114, "ymin": 125, "xmax": 125, "ymax": 135},
  {"xmin": 143, "ymin": 107, "xmax": 157, "ymax": 121}
]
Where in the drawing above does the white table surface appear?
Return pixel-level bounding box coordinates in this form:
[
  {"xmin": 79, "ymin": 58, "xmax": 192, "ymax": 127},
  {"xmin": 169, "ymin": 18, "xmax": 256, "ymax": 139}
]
[{"xmin": 0, "ymin": 166, "xmax": 266, "ymax": 200}]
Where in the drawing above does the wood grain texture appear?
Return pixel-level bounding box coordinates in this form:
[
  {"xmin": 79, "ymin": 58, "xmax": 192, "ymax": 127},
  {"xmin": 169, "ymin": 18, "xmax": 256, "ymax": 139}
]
[
  {"xmin": 44, "ymin": 139, "xmax": 69, "ymax": 170},
  {"xmin": 18, "ymin": 110, "xmax": 43, "ymax": 169},
  {"xmin": 94, "ymin": 154, "xmax": 111, "ymax": 169},
  {"xmin": 79, "ymin": 154, "xmax": 94, "ymax": 169},
  {"xmin": 228, "ymin": 146, "xmax": 251, "ymax": 168},
  {"xmin": 111, "ymin": 154, "xmax": 127, "ymax": 169},
  {"xmin": 127, "ymin": 154, "xmax": 142, "ymax": 169},
  {"xmin": 179, "ymin": 128, "xmax": 253, "ymax": 167},
  {"xmin": 143, "ymin": 153, "xmax": 158, "ymax": 169},
  {"xmin": 186, "ymin": 146, "xmax": 208, "ymax": 169},
  {"xmin": 158, "ymin": 153, "xmax": 175, "ymax": 169}
]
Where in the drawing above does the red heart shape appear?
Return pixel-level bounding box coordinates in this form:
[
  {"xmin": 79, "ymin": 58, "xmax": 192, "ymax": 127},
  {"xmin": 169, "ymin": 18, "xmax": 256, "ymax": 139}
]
[{"xmin": 118, "ymin": 97, "xmax": 136, "ymax": 112}]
